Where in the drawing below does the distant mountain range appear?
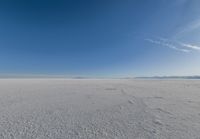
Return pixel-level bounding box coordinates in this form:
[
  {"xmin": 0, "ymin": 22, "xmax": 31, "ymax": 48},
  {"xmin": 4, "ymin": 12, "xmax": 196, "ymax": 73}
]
[
  {"xmin": 135, "ymin": 76, "xmax": 200, "ymax": 79},
  {"xmin": 0, "ymin": 75, "xmax": 200, "ymax": 79}
]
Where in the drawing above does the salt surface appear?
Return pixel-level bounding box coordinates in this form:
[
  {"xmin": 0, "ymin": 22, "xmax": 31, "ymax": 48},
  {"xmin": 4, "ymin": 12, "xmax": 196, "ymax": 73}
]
[{"xmin": 0, "ymin": 79, "xmax": 200, "ymax": 139}]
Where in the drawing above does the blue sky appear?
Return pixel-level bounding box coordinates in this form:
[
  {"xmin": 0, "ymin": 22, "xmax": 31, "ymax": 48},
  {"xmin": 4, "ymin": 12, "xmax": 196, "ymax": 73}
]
[{"xmin": 0, "ymin": 0, "xmax": 200, "ymax": 77}]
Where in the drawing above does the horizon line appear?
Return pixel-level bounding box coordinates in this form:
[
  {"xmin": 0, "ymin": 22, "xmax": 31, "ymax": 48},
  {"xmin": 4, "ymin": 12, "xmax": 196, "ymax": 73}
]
[{"xmin": 0, "ymin": 74, "xmax": 200, "ymax": 79}]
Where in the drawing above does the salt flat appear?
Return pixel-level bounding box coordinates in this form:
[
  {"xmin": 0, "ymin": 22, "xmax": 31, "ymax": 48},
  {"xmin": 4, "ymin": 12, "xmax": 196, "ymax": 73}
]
[{"xmin": 0, "ymin": 79, "xmax": 200, "ymax": 139}]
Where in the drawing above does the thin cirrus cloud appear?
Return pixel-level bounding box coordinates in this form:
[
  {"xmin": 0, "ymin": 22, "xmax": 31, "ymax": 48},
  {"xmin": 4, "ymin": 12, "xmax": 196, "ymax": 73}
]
[
  {"xmin": 174, "ymin": 19, "xmax": 200, "ymax": 39},
  {"xmin": 145, "ymin": 38, "xmax": 190, "ymax": 53},
  {"xmin": 145, "ymin": 37, "xmax": 200, "ymax": 53},
  {"xmin": 181, "ymin": 43, "xmax": 200, "ymax": 51}
]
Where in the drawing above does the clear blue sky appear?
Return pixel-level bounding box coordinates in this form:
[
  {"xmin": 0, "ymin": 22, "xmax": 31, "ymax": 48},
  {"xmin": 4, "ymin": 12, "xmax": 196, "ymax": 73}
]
[{"xmin": 0, "ymin": 0, "xmax": 200, "ymax": 77}]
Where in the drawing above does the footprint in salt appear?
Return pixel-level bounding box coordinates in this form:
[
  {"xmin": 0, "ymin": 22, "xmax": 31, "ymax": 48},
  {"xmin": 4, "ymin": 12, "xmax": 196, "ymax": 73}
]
[
  {"xmin": 128, "ymin": 100, "xmax": 135, "ymax": 104},
  {"xmin": 153, "ymin": 119, "xmax": 163, "ymax": 126}
]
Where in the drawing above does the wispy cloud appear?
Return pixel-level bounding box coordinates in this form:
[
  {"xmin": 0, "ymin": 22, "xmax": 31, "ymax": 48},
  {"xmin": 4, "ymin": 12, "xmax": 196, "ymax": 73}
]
[
  {"xmin": 145, "ymin": 38, "xmax": 191, "ymax": 53},
  {"xmin": 146, "ymin": 37, "xmax": 200, "ymax": 53},
  {"xmin": 174, "ymin": 19, "xmax": 200, "ymax": 39},
  {"xmin": 180, "ymin": 43, "xmax": 200, "ymax": 51}
]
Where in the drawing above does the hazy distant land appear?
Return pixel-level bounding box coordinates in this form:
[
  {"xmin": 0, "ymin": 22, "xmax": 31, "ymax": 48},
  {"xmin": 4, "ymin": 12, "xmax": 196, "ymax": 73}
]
[{"xmin": 135, "ymin": 76, "xmax": 200, "ymax": 79}]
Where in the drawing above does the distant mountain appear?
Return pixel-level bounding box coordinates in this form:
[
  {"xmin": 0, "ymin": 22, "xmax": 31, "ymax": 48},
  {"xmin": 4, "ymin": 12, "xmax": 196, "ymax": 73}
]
[{"xmin": 135, "ymin": 76, "xmax": 200, "ymax": 79}]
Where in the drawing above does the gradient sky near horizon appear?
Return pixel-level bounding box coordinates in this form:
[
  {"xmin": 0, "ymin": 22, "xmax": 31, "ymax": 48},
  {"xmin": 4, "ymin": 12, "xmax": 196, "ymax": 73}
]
[{"xmin": 0, "ymin": 0, "xmax": 200, "ymax": 77}]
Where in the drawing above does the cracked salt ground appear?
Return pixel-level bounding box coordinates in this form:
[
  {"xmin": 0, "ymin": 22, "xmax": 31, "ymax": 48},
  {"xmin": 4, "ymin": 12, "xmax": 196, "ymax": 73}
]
[{"xmin": 0, "ymin": 79, "xmax": 200, "ymax": 139}]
